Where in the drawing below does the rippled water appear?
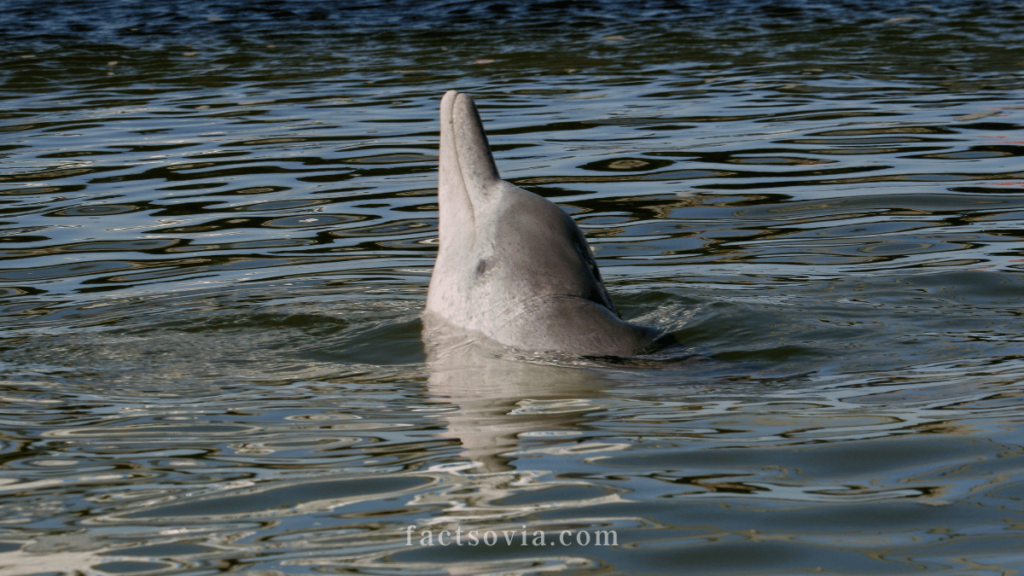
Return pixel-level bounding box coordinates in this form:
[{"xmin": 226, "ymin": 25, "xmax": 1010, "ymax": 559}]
[{"xmin": 2, "ymin": 1, "xmax": 1024, "ymax": 574}]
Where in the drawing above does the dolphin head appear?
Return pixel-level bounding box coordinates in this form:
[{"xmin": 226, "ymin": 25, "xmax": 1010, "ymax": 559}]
[{"xmin": 426, "ymin": 91, "xmax": 662, "ymax": 356}]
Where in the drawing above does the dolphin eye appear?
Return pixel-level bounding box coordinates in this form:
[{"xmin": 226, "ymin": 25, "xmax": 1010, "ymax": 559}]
[{"xmin": 475, "ymin": 259, "xmax": 489, "ymax": 276}]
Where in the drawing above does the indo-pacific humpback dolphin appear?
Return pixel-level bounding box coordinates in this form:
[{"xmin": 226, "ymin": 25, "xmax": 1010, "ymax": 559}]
[{"xmin": 424, "ymin": 91, "xmax": 665, "ymax": 357}]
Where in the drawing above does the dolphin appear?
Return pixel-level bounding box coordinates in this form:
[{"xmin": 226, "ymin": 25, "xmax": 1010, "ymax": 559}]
[{"xmin": 424, "ymin": 90, "xmax": 665, "ymax": 357}]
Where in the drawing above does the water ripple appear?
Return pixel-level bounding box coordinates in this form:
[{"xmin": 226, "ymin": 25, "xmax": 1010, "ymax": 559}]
[{"xmin": 2, "ymin": 1, "xmax": 1024, "ymax": 574}]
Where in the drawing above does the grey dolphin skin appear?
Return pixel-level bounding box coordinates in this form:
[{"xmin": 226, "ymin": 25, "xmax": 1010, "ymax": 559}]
[{"xmin": 425, "ymin": 90, "xmax": 665, "ymax": 356}]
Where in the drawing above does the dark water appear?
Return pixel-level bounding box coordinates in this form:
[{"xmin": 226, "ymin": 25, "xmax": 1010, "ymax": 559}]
[{"xmin": 2, "ymin": 1, "xmax": 1024, "ymax": 574}]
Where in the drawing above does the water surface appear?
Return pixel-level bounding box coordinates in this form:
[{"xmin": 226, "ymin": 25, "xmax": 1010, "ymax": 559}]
[{"xmin": 2, "ymin": 1, "xmax": 1024, "ymax": 574}]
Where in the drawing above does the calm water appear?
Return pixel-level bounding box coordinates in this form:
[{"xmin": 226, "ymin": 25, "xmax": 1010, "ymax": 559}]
[{"xmin": 2, "ymin": 1, "xmax": 1024, "ymax": 574}]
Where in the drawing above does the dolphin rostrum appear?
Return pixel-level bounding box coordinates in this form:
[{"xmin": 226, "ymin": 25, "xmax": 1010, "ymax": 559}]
[{"xmin": 424, "ymin": 90, "xmax": 665, "ymax": 357}]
